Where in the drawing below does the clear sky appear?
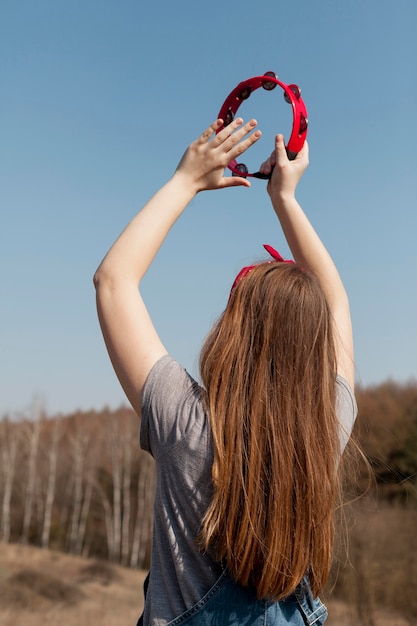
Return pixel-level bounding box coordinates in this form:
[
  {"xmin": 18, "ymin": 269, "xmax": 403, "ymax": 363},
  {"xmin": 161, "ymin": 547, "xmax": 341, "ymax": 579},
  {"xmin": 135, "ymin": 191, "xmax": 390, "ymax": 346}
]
[{"xmin": 1, "ymin": 0, "xmax": 416, "ymax": 417}]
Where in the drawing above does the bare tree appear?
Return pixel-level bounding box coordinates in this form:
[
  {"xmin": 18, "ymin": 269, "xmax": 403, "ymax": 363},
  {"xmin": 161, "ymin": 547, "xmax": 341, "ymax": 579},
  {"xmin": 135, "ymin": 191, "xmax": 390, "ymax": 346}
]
[
  {"xmin": 21, "ymin": 401, "xmax": 43, "ymax": 544},
  {"xmin": 121, "ymin": 416, "xmax": 134, "ymax": 566},
  {"xmin": 41, "ymin": 418, "xmax": 62, "ymax": 548},
  {"xmin": 67, "ymin": 426, "xmax": 91, "ymax": 553},
  {"xmin": 74, "ymin": 470, "xmax": 94, "ymax": 556},
  {"xmin": 1, "ymin": 417, "xmax": 18, "ymax": 543},
  {"xmin": 35, "ymin": 473, "xmax": 45, "ymax": 539},
  {"xmin": 58, "ymin": 468, "xmax": 74, "ymax": 540},
  {"xmin": 110, "ymin": 421, "xmax": 123, "ymax": 562},
  {"xmin": 131, "ymin": 451, "xmax": 155, "ymax": 569},
  {"xmin": 96, "ymin": 477, "xmax": 115, "ymax": 559}
]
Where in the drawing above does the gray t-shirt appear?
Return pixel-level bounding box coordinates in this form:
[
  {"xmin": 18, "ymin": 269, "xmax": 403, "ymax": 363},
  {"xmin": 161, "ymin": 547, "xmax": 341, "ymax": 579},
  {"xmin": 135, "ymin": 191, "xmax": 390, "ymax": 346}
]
[{"xmin": 140, "ymin": 355, "xmax": 357, "ymax": 626}]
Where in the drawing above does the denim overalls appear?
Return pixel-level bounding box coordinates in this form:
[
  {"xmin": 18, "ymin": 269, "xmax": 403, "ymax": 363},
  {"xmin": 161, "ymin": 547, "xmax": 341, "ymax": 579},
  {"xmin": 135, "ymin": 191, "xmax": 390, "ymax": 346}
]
[{"xmin": 139, "ymin": 569, "xmax": 328, "ymax": 625}]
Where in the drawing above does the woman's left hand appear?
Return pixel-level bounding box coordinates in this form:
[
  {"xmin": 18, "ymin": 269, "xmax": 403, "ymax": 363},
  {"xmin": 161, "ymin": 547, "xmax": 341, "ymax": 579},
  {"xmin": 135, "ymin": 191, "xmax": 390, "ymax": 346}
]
[{"xmin": 175, "ymin": 118, "xmax": 261, "ymax": 193}]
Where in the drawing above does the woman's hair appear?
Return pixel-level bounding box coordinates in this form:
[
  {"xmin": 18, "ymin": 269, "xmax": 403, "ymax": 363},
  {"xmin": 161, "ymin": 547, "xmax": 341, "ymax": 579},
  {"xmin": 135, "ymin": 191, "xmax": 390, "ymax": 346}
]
[{"xmin": 199, "ymin": 261, "xmax": 341, "ymax": 601}]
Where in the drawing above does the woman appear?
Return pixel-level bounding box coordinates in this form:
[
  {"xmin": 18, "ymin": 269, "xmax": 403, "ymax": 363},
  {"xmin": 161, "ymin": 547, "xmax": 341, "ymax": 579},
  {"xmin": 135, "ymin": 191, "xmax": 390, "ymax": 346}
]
[{"xmin": 94, "ymin": 117, "xmax": 356, "ymax": 625}]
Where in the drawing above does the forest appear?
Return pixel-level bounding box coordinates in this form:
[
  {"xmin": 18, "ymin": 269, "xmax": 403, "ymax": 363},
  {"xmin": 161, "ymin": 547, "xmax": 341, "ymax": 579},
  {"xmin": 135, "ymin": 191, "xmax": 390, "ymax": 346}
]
[{"xmin": 1, "ymin": 379, "xmax": 416, "ymax": 624}]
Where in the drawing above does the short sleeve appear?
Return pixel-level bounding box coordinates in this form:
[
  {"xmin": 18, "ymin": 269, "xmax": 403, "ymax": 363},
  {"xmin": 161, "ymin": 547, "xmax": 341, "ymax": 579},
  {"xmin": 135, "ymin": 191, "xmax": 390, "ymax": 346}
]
[
  {"xmin": 140, "ymin": 355, "xmax": 204, "ymax": 458},
  {"xmin": 336, "ymin": 375, "xmax": 358, "ymax": 451}
]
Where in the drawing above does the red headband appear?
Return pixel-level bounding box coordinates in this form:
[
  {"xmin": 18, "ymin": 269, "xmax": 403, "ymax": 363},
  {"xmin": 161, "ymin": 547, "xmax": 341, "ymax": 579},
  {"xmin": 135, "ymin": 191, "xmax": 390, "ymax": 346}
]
[{"xmin": 230, "ymin": 244, "xmax": 294, "ymax": 293}]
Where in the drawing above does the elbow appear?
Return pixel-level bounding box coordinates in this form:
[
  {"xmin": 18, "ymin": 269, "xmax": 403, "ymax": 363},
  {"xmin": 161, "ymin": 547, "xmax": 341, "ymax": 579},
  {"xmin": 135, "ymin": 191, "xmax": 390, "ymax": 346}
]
[
  {"xmin": 93, "ymin": 266, "xmax": 105, "ymax": 291},
  {"xmin": 93, "ymin": 269, "xmax": 99, "ymax": 290},
  {"xmin": 93, "ymin": 255, "xmax": 121, "ymax": 290},
  {"xmin": 93, "ymin": 263, "xmax": 139, "ymax": 294},
  {"xmin": 93, "ymin": 262, "xmax": 116, "ymax": 292}
]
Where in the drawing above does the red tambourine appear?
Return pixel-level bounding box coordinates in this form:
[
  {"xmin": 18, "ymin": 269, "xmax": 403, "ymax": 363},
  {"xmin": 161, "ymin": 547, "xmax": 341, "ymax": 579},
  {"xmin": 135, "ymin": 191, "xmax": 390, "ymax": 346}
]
[{"xmin": 217, "ymin": 71, "xmax": 308, "ymax": 179}]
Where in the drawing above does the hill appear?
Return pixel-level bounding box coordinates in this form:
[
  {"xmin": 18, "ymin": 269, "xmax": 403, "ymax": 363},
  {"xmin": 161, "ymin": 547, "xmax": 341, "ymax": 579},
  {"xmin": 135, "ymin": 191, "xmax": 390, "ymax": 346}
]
[
  {"xmin": 0, "ymin": 541, "xmax": 145, "ymax": 625},
  {"xmin": 0, "ymin": 542, "xmax": 411, "ymax": 626}
]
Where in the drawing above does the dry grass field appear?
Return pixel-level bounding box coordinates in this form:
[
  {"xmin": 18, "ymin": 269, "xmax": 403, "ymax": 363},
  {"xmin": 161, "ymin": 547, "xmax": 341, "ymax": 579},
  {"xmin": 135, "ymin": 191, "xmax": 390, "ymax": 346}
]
[
  {"xmin": 0, "ymin": 542, "xmax": 411, "ymax": 626},
  {"xmin": 0, "ymin": 542, "xmax": 145, "ymax": 626}
]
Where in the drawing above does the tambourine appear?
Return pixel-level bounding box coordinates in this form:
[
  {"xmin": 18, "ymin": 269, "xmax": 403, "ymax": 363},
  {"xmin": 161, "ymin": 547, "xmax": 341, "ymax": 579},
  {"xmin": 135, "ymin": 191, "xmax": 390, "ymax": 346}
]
[{"xmin": 217, "ymin": 71, "xmax": 308, "ymax": 179}]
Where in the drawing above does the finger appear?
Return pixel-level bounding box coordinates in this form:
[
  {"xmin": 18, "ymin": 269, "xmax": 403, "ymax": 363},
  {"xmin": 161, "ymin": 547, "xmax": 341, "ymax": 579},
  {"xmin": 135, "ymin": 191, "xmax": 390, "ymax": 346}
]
[
  {"xmin": 219, "ymin": 119, "xmax": 259, "ymax": 153},
  {"xmin": 223, "ymin": 125, "xmax": 261, "ymax": 164},
  {"xmin": 230, "ymin": 130, "xmax": 262, "ymax": 162},
  {"xmin": 259, "ymin": 150, "xmax": 276, "ymax": 174},
  {"xmin": 212, "ymin": 117, "xmax": 244, "ymax": 147},
  {"xmin": 220, "ymin": 176, "xmax": 251, "ymax": 189},
  {"xmin": 259, "ymin": 160, "xmax": 272, "ymax": 175},
  {"xmin": 199, "ymin": 119, "xmax": 223, "ymax": 144},
  {"xmin": 274, "ymin": 134, "xmax": 289, "ymax": 165}
]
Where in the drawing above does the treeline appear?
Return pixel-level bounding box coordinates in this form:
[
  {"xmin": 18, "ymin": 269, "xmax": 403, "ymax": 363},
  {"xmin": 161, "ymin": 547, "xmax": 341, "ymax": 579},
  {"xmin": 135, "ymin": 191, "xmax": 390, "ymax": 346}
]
[
  {"xmin": 0, "ymin": 406, "xmax": 155, "ymax": 569},
  {"xmin": 354, "ymin": 379, "xmax": 417, "ymax": 501},
  {"xmin": 1, "ymin": 378, "xmax": 416, "ymax": 570},
  {"xmin": 330, "ymin": 379, "xmax": 417, "ymax": 624}
]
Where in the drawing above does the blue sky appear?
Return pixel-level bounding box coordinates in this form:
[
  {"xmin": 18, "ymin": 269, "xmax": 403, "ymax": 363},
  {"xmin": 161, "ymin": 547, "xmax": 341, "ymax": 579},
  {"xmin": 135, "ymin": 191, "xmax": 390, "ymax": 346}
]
[{"xmin": 1, "ymin": 0, "xmax": 416, "ymax": 416}]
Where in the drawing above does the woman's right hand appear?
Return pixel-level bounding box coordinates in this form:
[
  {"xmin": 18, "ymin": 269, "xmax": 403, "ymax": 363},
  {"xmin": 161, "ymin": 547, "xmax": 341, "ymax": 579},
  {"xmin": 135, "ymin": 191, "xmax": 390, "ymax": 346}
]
[{"xmin": 260, "ymin": 134, "xmax": 309, "ymax": 201}]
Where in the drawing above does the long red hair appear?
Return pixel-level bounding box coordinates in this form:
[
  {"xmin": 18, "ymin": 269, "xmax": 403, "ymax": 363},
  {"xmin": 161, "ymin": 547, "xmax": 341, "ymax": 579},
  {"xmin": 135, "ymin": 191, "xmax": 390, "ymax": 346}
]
[{"xmin": 199, "ymin": 262, "xmax": 341, "ymax": 600}]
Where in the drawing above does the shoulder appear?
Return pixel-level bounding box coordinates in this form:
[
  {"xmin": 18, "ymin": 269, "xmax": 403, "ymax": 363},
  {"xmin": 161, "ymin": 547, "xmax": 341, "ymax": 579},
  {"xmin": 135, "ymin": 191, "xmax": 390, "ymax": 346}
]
[
  {"xmin": 142, "ymin": 355, "xmax": 201, "ymax": 406},
  {"xmin": 336, "ymin": 374, "xmax": 358, "ymax": 450},
  {"xmin": 140, "ymin": 355, "xmax": 206, "ymax": 454}
]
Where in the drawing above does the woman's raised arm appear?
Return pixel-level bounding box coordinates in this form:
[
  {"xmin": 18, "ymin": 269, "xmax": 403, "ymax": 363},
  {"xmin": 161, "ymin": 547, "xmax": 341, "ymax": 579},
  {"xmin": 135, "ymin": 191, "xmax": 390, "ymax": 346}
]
[
  {"xmin": 93, "ymin": 118, "xmax": 261, "ymax": 414},
  {"xmin": 261, "ymin": 134, "xmax": 354, "ymax": 388}
]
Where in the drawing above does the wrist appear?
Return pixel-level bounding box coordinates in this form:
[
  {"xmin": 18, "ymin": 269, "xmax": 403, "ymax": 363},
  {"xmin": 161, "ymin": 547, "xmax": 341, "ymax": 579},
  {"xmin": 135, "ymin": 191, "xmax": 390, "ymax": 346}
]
[
  {"xmin": 268, "ymin": 189, "xmax": 297, "ymax": 208},
  {"xmin": 170, "ymin": 169, "xmax": 200, "ymax": 199}
]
